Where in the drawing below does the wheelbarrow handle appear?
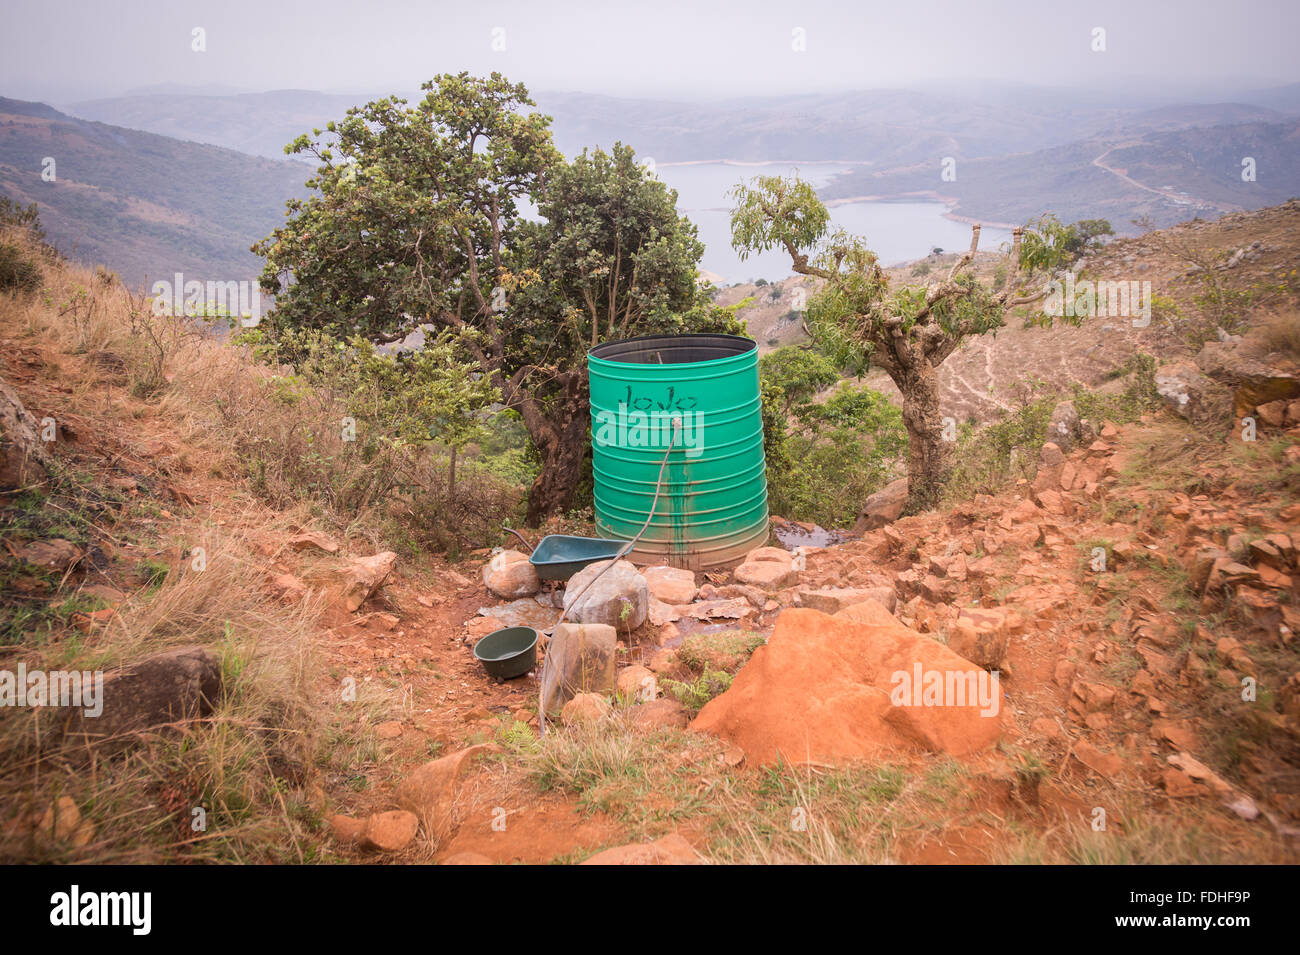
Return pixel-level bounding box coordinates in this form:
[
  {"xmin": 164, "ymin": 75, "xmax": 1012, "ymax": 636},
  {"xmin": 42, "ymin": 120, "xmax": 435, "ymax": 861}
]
[{"xmin": 502, "ymin": 527, "xmax": 534, "ymax": 553}]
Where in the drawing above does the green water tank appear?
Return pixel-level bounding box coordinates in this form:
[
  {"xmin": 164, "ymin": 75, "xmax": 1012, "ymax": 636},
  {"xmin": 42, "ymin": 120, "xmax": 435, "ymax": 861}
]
[{"xmin": 588, "ymin": 333, "xmax": 769, "ymax": 569}]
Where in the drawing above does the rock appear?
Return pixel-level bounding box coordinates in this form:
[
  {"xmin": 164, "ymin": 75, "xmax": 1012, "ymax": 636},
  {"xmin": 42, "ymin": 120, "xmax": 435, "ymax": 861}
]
[
  {"xmin": 266, "ymin": 572, "xmax": 308, "ymax": 604},
  {"xmin": 395, "ymin": 743, "xmax": 497, "ymax": 842},
  {"xmin": 540, "ymin": 622, "xmax": 617, "ymax": 715},
  {"xmin": 1167, "ymin": 753, "xmax": 1232, "ymax": 796},
  {"xmin": 17, "ymin": 539, "xmax": 82, "ymax": 572},
  {"xmin": 920, "ymin": 574, "xmax": 958, "ymax": 603},
  {"xmin": 646, "ymin": 648, "xmax": 678, "ymax": 673},
  {"xmin": 689, "ymin": 608, "xmax": 1002, "ymax": 764},
  {"xmin": 61, "ymin": 646, "xmax": 222, "ymax": 752},
  {"xmin": 1161, "ymin": 768, "xmax": 1202, "ymax": 798},
  {"xmin": 641, "ymin": 565, "xmax": 697, "ymax": 605},
  {"xmin": 851, "ymin": 477, "xmax": 908, "ymax": 535},
  {"xmin": 1072, "ymin": 740, "xmax": 1125, "ymax": 781},
  {"xmin": 561, "ymin": 692, "xmax": 612, "ymax": 726},
  {"xmin": 629, "ymin": 698, "xmax": 689, "ymax": 731},
  {"xmin": 1256, "ymin": 399, "xmax": 1289, "ymax": 428},
  {"xmin": 375, "ymin": 721, "xmax": 403, "ymax": 739},
  {"xmin": 1188, "ymin": 546, "xmax": 1230, "ymax": 593},
  {"xmin": 947, "ymin": 611, "xmax": 1009, "ymax": 670},
  {"xmin": 464, "ymin": 616, "xmax": 503, "ymax": 640},
  {"xmin": 1195, "ymin": 338, "xmax": 1300, "ymax": 417},
  {"xmin": 360, "ymin": 810, "xmax": 419, "ymax": 852},
  {"xmin": 678, "ymin": 598, "xmax": 756, "ymax": 622},
  {"xmin": 333, "ymin": 551, "xmax": 397, "ymax": 612},
  {"xmin": 483, "ymin": 549, "xmax": 540, "ymax": 599},
  {"xmin": 1038, "ymin": 441, "xmax": 1066, "ymax": 471},
  {"xmin": 616, "ymin": 665, "xmax": 658, "ymax": 701},
  {"xmin": 733, "ymin": 548, "xmax": 798, "ymax": 591},
  {"xmin": 1047, "ymin": 400, "xmax": 1083, "ymax": 452},
  {"xmin": 647, "ymin": 598, "xmax": 682, "ymax": 627},
  {"xmin": 563, "ymin": 560, "xmax": 648, "ymax": 632},
  {"xmin": 1155, "ymin": 361, "xmax": 1231, "ymax": 426},
  {"xmin": 288, "ymin": 531, "xmax": 339, "ymax": 554},
  {"xmin": 796, "ymin": 587, "xmax": 888, "ymax": 615},
  {"xmin": 833, "ymin": 599, "xmax": 900, "ymax": 628},
  {"xmin": 329, "ymin": 814, "xmax": 366, "ymax": 844},
  {"xmin": 579, "ymin": 832, "xmax": 700, "ymax": 865}
]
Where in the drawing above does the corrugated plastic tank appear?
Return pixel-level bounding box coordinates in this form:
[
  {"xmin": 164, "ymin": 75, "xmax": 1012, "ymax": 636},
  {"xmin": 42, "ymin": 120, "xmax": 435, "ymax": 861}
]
[{"xmin": 588, "ymin": 333, "xmax": 769, "ymax": 569}]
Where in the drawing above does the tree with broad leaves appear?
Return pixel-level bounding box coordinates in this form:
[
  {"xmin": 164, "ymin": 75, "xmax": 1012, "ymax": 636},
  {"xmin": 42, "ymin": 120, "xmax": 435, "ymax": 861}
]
[
  {"xmin": 254, "ymin": 72, "xmax": 735, "ymax": 524},
  {"xmin": 730, "ymin": 174, "xmax": 1051, "ymax": 513}
]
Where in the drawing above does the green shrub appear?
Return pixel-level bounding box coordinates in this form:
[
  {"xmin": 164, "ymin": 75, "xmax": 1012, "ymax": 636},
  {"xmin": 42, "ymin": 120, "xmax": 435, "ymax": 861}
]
[{"xmin": 0, "ymin": 241, "xmax": 41, "ymax": 293}]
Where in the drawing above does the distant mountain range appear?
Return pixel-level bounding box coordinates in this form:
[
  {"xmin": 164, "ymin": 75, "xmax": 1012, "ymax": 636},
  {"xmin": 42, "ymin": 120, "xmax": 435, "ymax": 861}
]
[
  {"xmin": 0, "ymin": 97, "xmax": 311, "ymax": 287},
  {"xmin": 62, "ymin": 83, "xmax": 1300, "ymax": 166},
  {"xmin": 818, "ymin": 118, "xmax": 1300, "ymax": 232},
  {"xmin": 3, "ymin": 81, "xmax": 1300, "ymax": 288}
]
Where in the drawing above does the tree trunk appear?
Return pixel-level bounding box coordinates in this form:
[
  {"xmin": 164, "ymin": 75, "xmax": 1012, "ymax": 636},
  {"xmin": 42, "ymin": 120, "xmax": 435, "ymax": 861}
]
[
  {"xmin": 898, "ymin": 361, "xmax": 949, "ymax": 512},
  {"xmin": 524, "ymin": 421, "xmax": 588, "ymax": 525},
  {"xmin": 504, "ymin": 368, "xmax": 591, "ymax": 526}
]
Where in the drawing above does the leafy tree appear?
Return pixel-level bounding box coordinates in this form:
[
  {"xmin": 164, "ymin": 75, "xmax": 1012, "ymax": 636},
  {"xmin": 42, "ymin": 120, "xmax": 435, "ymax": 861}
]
[
  {"xmin": 761, "ymin": 375, "xmax": 905, "ymax": 527},
  {"xmin": 255, "ymin": 73, "xmax": 734, "ymax": 523},
  {"xmin": 759, "ymin": 345, "xmax": 839, "ymax": 418},
  {"xmin": 731, "ymin": 174, "xmax": 1052, "ymax": 511},
  {"xmin": 1019, "ymin": 214, "xmax": 1113, "ymax": 273}
]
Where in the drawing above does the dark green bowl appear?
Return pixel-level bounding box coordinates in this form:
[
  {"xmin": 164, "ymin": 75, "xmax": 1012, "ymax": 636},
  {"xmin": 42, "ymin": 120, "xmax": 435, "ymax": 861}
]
[{"xmin": 473, "ymin": 626, "xmax": 540, "ymax": 680}]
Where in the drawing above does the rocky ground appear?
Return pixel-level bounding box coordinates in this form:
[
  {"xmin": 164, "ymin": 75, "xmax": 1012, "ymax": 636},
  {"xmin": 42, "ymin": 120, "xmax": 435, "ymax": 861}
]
[{"xmin": 2, "ymin": 206, "xmax": 1299, "ymax": 865}]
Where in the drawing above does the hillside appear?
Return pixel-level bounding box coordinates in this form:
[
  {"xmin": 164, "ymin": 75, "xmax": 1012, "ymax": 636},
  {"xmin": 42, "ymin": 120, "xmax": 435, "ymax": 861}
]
[
  {"xmin": 724, "ymin": 201, "xmax": 1300, "ymax": 427},
  {"xmin": 1, "ymin": 204, "xmax": 1297, "ymax": 864},
  {"xmin": 0, "ymin": 97, "xmax": 312, "ymax": 288},
  {"xmin": 820, "ymin": 120, "xmax": 1300, "ymax": 232}
]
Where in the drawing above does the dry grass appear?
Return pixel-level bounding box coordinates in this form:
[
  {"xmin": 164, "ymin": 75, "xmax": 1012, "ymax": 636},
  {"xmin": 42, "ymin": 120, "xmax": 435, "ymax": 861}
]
[
  {"xmin": 0, "ymin": 531, "xmax": 330, "ymax": 863},
  {"xmin": 1251, "ymin": 310, "xmax": 1300, "ymax": 360}
]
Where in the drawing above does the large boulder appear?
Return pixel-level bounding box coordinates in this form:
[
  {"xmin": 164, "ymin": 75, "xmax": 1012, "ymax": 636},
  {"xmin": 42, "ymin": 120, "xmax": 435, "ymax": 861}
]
[
  {"xmin": 539, "ymin": 623, "xmax": 617, "ymax": 715},
  {"xmin": 689, "ymin": 608, "xmax": 1002, "ymax": 764},
  {"xmin": 483, "ymin": 549, "xmax": 541, "ymax": 599},
  {"xmin": 61, "ymin": 646, "xmax": 222, "ymax": 751},
  {"xmin": 851, "ymin": 477, "xmax": 908, "ymax": 536},
  {"xmin": 563, "ymin": 560, "xmax": 648, "ymax": 632}
]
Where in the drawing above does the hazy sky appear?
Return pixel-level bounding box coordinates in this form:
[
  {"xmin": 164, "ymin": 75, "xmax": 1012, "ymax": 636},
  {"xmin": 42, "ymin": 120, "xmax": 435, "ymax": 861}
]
[{"xmin": 3, "ymin": 0, "xmax": 1298, "ymax": 103}]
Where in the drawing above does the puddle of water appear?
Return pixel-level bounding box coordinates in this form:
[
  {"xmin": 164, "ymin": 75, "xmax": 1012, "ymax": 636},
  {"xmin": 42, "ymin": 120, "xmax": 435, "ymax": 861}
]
[{"xmin": 773, "ymin": 522, "xmax": 845, "ymax": 550}]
